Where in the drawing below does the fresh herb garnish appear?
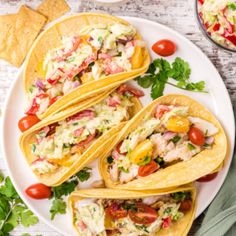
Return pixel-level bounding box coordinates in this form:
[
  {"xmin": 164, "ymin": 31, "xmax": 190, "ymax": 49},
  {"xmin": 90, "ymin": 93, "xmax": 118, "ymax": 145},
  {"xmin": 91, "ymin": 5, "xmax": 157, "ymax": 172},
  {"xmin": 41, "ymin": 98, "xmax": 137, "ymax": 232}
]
[
  {"xmin": 76, "ymin": 167, "xmax": 92, "ymax": 182},
  {"xmin": 171, "ymin": 135, "xmax": 181, "ymax": 144},
  {"xmin": 155, "ymin": 157, "xmax": 165, "ymax": 166},
  {"xmin": 107, "ymin": 156, "xmax": 114, "ymax": 164},
  {"xmin": 228, "ymin": 2, "xmax": 236, "ymax": 10},
  {"xmin": 98, "ymin": 36, "xmax": 103, "ymax": 44},
  {"xmin": 122, "ymin": 204, "xmax": 137, "ymax": 212},
  {"xmin": 135, "ymin": 57, "xmax": 206, "ymax": 99},
  {"xmin": 171, "ymin": 191, "xmax": 191, "ymax": 201},
  {"xmin": 203, "ymin": 143, "xmax": 210, "ymax": 148},
  {"xmin": 89, "ymin": 62, "xmax": 95, "ymax": 67},
  {"xmin": 138, "ymin": 156, "xmax": 151, "ymax": 166},
  {"xmin": 49, "ymin": 167, "xmax": 92, "ymax": 219},
  {"xmin": 0, "ymin": 176, "xmax": 38, "ymax": 235},
  {"xmin": 187, "ymin": 143, "xmax": 196, "ymax": 150},
  {"xmin": 135, "ymin": 224, "xmax": 149, "ymax": 233},
  {"xmin": 118, "ymin": 167, "xmax": 129, "ymax": 173},
  {"xmin": 50, "ymin": 199, "xmax": 66, "ymax": 220},
  {"xmin": 67, "ymin": 56, "xmax": 75, "ymax": 63}
]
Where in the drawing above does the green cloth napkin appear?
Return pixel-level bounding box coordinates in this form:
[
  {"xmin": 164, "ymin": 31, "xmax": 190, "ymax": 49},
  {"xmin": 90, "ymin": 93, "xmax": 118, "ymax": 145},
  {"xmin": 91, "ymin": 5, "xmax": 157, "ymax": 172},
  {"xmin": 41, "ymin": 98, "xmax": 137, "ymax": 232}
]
[{"xmin": 195, "ymin": 102, "xmax": 236, "ymax": 236}]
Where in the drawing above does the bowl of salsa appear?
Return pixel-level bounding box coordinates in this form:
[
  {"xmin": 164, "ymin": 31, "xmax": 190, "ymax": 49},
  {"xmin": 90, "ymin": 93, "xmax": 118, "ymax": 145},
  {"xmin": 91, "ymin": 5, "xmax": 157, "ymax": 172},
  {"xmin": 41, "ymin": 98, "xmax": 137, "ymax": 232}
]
[{"xmin": 196, "ymin": 0, "xmax": 236, "ymax": 52}]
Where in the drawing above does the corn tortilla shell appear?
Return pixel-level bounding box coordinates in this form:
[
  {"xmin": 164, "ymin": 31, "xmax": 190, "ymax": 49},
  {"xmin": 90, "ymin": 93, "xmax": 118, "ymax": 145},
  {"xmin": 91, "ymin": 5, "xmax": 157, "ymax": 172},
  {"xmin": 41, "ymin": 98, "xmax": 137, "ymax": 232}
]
[
  {"xmin": 23, "ymin": 13, "xmax": 150, "ymax": 119},
  {"xmin": 69, "ymin": 185, "xmax": 197, "ymax": 236},
  {"xmin": 99, "ymin": 94, "xmax": 228, "ymax": 190}
]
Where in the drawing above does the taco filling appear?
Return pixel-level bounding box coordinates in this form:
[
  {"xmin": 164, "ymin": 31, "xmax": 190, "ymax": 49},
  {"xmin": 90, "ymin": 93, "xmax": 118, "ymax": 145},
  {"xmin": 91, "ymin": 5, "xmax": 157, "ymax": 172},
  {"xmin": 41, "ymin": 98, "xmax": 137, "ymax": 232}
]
[
  {"xmin": 107, "ymin": 103, "xmax": 219, "ymax": 183},
  {"xmin": 72, "ymin": 191, "xmax": 192, "ymax": 236},
  {"xmin": 30, "ymin": 87, "xmax": 141, "ymax": 175},
  {"xmin": 26, "ymin": 23, "xmax": 145, "ymax": 116}
]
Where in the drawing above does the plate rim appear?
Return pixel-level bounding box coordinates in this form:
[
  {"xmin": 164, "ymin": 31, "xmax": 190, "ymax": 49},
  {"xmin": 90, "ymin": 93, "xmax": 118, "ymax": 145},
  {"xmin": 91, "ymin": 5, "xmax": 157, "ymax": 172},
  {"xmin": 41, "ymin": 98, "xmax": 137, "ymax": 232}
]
[{"xmin": 1, "ymin": 15, "xmax": 235, "ymax": 235}]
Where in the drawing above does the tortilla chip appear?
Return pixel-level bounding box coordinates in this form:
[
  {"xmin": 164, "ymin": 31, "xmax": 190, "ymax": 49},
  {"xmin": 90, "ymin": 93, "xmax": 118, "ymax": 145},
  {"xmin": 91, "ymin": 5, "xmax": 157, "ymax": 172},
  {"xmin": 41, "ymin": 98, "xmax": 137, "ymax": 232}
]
[
  {"xmin": 0, "ymin": 6, "xmax": 46, "ymax": 67},
  {"xmin": 37, "ymin": 0, "xmax": 70, "ymax": 23}
]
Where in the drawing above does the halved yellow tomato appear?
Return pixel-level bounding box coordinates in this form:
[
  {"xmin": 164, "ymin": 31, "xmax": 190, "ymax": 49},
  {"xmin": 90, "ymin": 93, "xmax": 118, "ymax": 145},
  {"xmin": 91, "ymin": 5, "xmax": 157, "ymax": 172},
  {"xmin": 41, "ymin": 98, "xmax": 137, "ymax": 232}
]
[
  {"xmin": 131, "ymin": 46, "xmax": 144, "ymax": 69},
  {"xmin": 129, "ymin": 140, "xmax": 153, "ymax": 164},
  {"xmin": 166, "ymin": 115, "xmax": 190, "ymax": 133}
]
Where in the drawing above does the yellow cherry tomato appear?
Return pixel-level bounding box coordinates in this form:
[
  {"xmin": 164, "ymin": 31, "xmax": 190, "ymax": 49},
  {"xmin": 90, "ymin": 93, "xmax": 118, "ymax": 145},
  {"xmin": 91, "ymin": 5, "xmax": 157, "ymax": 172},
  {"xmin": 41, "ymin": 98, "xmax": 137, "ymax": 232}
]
[
  {"xmin": 166, "ymin": 115, "xmax": 190, "ymax": 133},
  {"xmin": 129, "ymin": 139, "xmax": 153, "ymax": 165},
  {"xmin": 36, "ymin": 59, "xmax": 47, "ymax": 78},
  {"xmin": 131, "ymin": 46, "xmax": 143, "ymax": 69}
]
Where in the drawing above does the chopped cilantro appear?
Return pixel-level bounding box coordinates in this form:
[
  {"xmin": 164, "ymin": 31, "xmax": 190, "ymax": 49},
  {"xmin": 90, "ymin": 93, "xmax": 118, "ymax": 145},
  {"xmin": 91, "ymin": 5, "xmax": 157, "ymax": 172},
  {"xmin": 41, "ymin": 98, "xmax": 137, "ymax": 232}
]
[
  {"xmin": 67, "ymin": 56, "xmax": 75, "ymax": 62},
  {"xmin": 187, "ymin": 143, "xmax": 196, "ymax": 150},
  {"xmin": 76, "ymin": 167, "xmax": 92, "ymax": 182},
  {"xmin": 98, "ymin": 36, "xmax": 103, "ymax": 44},
  {"xmin": 107, "ymin": 156, "xmax": 114, "ymax": 164},
  {"xmin": 122, "ymin": 204, "xmax": 137, "ymax": 212},
  {"xmin": 171, "ymin": 135, "xmax": 181, "ymax": 144},
  {"xmin": 118, "ymin": 167, "xmax": 129, "ymax": 173},
  {"xmin": 171, "ymin": 191, "xmax": 191, "ymax": 201},
  {"xmin": 155, "ymin": 157, "xmax": 165, "ymax": 166},
  {"xmin": 89, "ymin": 62, "xmax": 95, "ymax": 67},
  {"xmin": 203, "ymin": 143, "xmax": 210, "ymax": 148},
  {"xmin": 138, "ymin": 156, "xmax": 151, "ymax": 166},
  {"xmin": 135, "ymin": 224, "xmax": 149, "ymax": 233}
]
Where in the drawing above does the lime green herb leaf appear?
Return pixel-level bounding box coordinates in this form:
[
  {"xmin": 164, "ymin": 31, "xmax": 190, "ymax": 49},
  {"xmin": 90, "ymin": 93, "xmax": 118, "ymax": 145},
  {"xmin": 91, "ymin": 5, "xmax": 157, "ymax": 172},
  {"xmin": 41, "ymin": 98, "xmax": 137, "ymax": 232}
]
[
  {"xmin": 135, "ymin": 74, "xmax": 154, "ymax": 88},
  {"xmin": 21, "ymin": 234, "xmax": 31, "ymax": 236},
  {"xmin": 2, "ymin": 223, "xmax": 14, "ymax": 233},
  {"xmin": 50, "ymin": 199, "xmax": 66, "ymax": 220},
  {"xmin": 0, "ymin": 172, "xmax": 4, "ymax": 183},
  {"xmin": 228, "ymin": 2, "xmax": 236, "ymax": 10},
  {"xmin": 76, "ymin": 167, "xmax": 92, "ymax": 182},
  {"xmin": 0, "ymin": 197, "xmax": 10, "ymax": 220},
  {"xmin": 0, "ymin": 177, "xmax": 18, "ymax": 199},
  {"xmin": 168, "ymin": 57, "xmax": 191, "ymax": 81},
  {"xmin": 20, "ymin": 209, "xmax": 38, "ymax": 227},
  {"xmin": 51, "ymin": 179, "xmax": 78, "ymax": 199}
]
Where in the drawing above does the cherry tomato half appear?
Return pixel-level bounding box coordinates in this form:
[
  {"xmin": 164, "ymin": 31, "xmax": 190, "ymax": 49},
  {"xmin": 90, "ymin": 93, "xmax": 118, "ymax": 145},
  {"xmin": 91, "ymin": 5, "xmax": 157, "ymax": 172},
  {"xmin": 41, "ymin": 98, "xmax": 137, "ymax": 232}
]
[
  {"xmin": 18, "ymin": 115, "xmax": 40, "ymax": 132},
  {"xmin": 116, "ymin": 142, "xmax": 127, "ymax": 154},
  {"xmin": 152, "ymin": 39, "xmax": 176, "ymax": 57},
  {"xmin": 25, "ymin": 183, "xmax": 51, "ymax": 199},
  {"xmin": 179, "ymin": 200, "xmax": 192, "ymax": 212},
  {"xmin": 138, "ymin": 160, "xmax": 159, "ymax": 177},
  {"xmin": 105, "ymin": 204, "xmax": 128, "ymax": 220},
  {"xmin": 197, "ymin": 172, "xmax": 218, "ymax": 182},
  {"xmin": 128, "ymin": 203, "xmax": 158, "ymax": 225},
  {"xmin": 188, "ymin": 126, "xmax": 205, "ymax": 146}
]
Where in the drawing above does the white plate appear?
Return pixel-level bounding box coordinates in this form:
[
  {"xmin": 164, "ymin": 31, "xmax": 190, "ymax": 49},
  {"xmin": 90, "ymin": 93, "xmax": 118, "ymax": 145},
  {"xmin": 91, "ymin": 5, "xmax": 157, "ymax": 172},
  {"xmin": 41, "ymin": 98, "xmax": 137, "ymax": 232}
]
[{"xmin": 1, "ymin": 16, "xmax": 235, "ymax": 236}]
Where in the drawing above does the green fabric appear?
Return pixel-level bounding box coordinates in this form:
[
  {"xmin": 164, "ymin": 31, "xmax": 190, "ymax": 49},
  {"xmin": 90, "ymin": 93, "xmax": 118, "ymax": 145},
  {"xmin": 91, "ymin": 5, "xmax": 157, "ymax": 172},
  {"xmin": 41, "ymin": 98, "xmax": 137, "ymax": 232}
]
[{"xmin": 195, "ymin": 102, "xmax": 236, "ymax": 236}]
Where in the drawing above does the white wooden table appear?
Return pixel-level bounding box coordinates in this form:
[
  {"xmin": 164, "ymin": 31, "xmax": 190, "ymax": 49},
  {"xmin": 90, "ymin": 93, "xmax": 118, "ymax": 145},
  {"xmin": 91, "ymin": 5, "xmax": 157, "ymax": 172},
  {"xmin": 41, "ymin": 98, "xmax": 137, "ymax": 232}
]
[{"xmin": 0, "ymin": 0, "xmax": 235, "ymax": 235}]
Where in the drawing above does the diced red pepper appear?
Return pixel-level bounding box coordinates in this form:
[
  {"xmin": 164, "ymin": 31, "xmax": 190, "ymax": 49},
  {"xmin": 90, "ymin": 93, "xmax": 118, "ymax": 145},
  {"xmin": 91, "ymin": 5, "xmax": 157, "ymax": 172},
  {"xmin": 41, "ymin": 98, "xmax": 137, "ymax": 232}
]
[
  {"xmin": 198, "ymin": 0, "xmax": 204, "ymax": 4},
  {"xmin": 162, "ymin": 217, "xmax": 171, "ymax": 228},
  {"xmin": 213, "ymin": 23, "xmax": 221, "ymax": 32},
  {"xmin": 67, "ymin": 109, "xmax": 95, "ymax": 122},
  {"xmin": 117, "ymin": 84, "xmax": 144, "ymax": 97},
  {"xmin": 222, "ymin": 32, "xmax": 236, "ymax": 47},
  {"xmin": 25, "ymin": 98, "xmax": 39, "ymax": 115},
  {"xmin": 49, "ymin": 96, "xmax": 62, "ymax": 106}
]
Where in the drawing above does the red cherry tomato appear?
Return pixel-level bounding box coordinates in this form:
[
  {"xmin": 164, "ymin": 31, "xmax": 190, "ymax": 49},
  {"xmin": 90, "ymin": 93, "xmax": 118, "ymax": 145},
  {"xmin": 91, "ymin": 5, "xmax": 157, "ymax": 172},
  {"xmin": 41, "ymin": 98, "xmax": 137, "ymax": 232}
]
[
  {"xmin": 179, "ymin": 200, "xmax": 192, "ymax": 212},
  {"xmin": 105, "ymin": 204, "xmax": 128, "ymax": 220},
  {"xmin": 49, "ymin": 96, "xmax": 62, "ymax": 106},
  {"xmin": 18, "ymin": 115, "xmax": 40, "ymax": 132},
  {"xmin": 152, "ymin": 39, "xmax": 176, "ymax": 57},
  {"xmin": 197, "ymin": 172, "xmax": 218, "ymax": 182},
  {"xmin": 188, "ymin": 126, "xmax": 205, "ymax": 146},
  {"xmin": 128, "ymin": 203, "xmax": 158, "ymax": 225},
  {"xmin": 116, "ymin": 142, "xmax": 127, "ymax": 154},
  {"xmin": 25, "ymin": 183, "xmax": 51, "ymax": 199},
  {"xmin": 138, "ymin": 160, "xmax": 159, "ymax": 177}
]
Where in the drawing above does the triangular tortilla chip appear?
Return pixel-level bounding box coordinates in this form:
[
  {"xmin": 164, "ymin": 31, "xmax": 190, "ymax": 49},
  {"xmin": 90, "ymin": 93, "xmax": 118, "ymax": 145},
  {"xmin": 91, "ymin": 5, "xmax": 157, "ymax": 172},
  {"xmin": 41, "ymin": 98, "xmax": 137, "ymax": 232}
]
[{"xmin": 37, "ymin": 0, "xmax": 70, "ymax": 23}]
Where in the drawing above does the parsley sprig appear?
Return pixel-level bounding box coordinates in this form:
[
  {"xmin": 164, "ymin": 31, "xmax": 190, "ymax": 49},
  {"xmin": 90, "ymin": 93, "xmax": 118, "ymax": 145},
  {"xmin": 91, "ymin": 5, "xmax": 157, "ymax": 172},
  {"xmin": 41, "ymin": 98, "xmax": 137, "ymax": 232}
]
[
  {"xmin": 49, "ymin": 167, "xmax": 92, "ymax": 220},
  {"xmin": 135, "ymin": 57, "xmax": 207, "ymax": 99},
  {"xmin": 0, "ymin": 174, "xmax": 38, "ymax": 235}
]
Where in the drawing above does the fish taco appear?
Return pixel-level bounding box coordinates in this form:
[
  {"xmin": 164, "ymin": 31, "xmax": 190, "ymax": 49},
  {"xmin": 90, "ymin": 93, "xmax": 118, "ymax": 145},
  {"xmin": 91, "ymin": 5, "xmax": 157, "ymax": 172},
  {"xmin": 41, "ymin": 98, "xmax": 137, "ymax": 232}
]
[
  {"xmin": 23, "ymin": 13, "xmax": 150, "ymax": 119},
  {"xmin": 19, "ymin": 85, "xmax": 143, "ymax": 186},
  {"xmin": 69, "ymin": 186, "xmax": 196, "ymax": 236},
  {"xmin": 99, "ymin": 94, "xmax": 227, "ymax": 189}
]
